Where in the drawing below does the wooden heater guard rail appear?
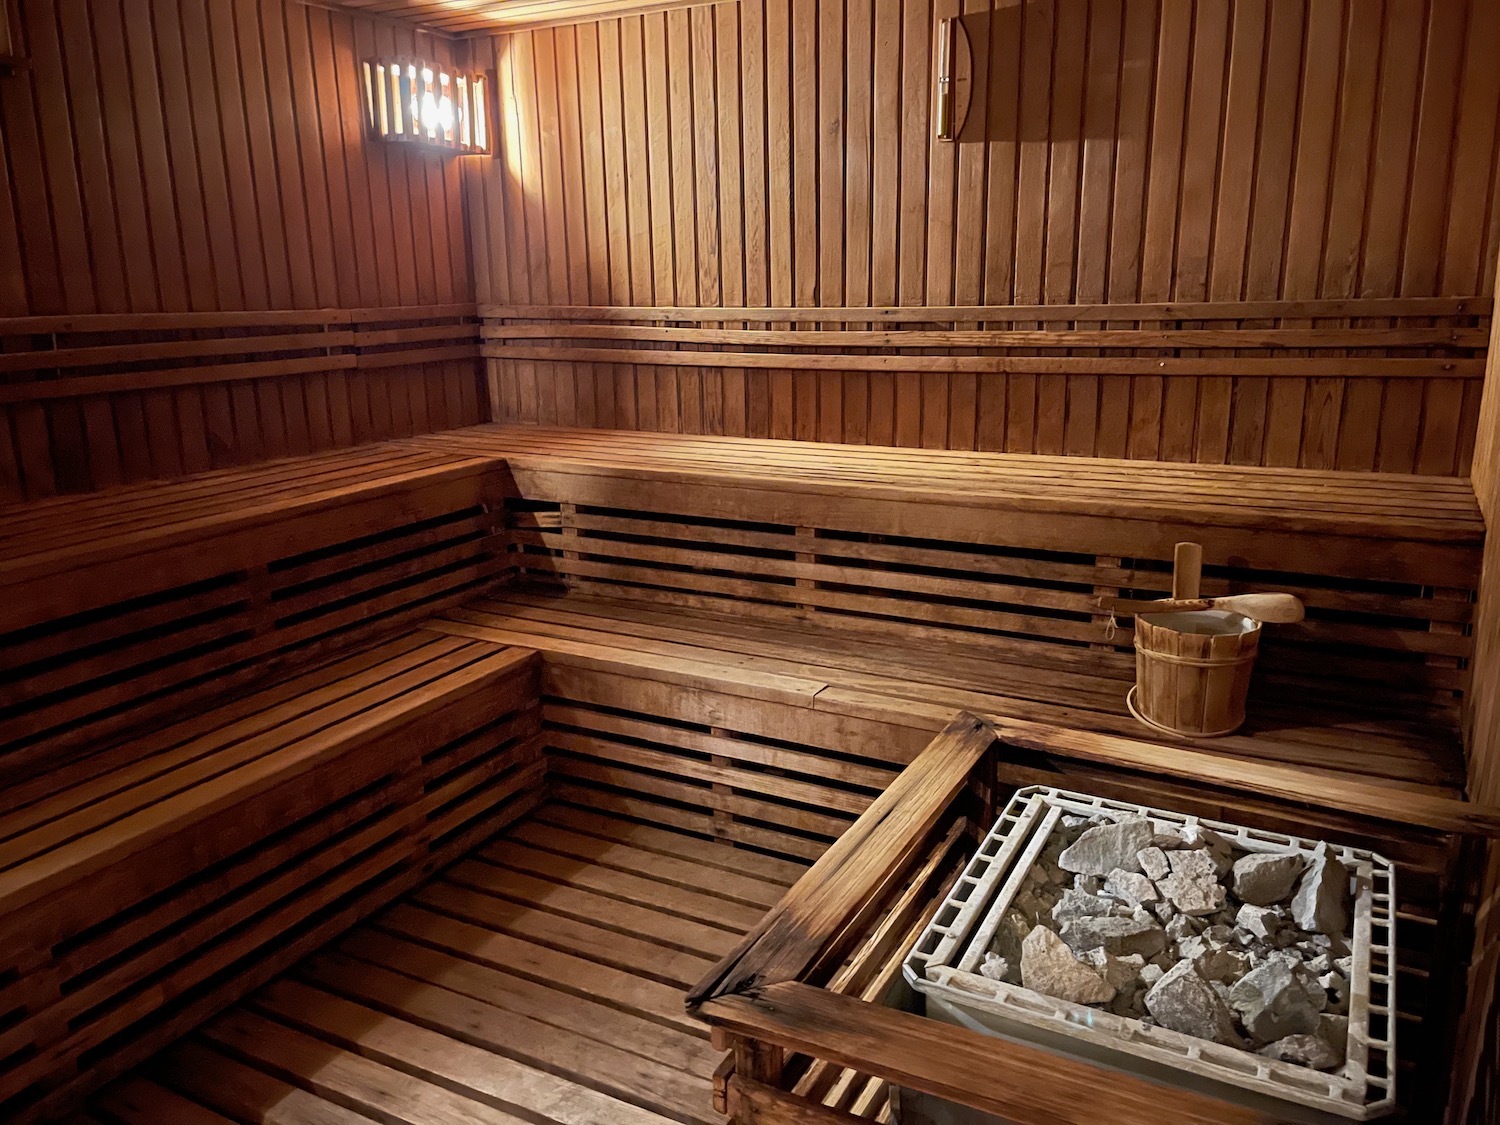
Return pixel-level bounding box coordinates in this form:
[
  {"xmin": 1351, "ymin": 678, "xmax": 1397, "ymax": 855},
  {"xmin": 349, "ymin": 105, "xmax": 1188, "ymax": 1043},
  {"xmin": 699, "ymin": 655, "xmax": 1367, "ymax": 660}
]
[{"xmin": 687, "ymin": 713, "xmax": 1500, "ymax": 1125}]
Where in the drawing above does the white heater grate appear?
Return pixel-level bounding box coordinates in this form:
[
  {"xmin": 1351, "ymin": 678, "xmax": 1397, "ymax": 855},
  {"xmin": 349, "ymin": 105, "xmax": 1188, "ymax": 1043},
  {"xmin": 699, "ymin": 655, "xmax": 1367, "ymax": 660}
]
[{"xmin": 903, "ymin": 786, "xmax": 1396, "ymax": 1121}]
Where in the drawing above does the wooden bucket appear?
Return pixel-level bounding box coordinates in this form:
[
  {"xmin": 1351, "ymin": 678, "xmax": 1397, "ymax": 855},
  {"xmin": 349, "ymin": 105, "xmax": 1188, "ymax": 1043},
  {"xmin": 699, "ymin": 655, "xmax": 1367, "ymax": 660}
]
[{"xmin": 1129, "ymin": 609, "xmax": 1261, "ymax": 737}]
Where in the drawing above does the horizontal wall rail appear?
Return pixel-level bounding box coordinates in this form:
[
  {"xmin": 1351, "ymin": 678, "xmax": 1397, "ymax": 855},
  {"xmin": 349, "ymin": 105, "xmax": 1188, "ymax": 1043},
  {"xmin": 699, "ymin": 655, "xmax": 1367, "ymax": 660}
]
[
  {"xmin": 1, "ymin": 304, "xmax": 480, "ymax": 401},
  {"xmin": 0, "ymin": 305, "xmax": 486, "ymax": 502},
  {"xmin": 479, "ymin": 298, "xmax": 1493, "ymax": 472}
]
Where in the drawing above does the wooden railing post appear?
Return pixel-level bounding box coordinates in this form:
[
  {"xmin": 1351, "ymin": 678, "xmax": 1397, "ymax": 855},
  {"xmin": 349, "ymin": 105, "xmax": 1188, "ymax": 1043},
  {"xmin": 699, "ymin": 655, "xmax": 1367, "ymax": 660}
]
[{"xmin": 729, "ymin": 1035, "xmax": 786, "ymax": 1123}]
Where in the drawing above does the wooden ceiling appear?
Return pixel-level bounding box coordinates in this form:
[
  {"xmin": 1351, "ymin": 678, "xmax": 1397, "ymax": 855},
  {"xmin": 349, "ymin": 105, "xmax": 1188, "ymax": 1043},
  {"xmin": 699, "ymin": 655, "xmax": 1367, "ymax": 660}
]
[{"xmin": 328, "ymin": 0, "xmax": 715, "ymax": 35}]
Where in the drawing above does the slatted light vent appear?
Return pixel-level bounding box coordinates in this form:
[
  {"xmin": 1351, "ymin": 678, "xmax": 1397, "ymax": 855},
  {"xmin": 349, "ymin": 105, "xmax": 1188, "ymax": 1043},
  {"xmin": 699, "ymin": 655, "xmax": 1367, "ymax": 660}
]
[{"xmin": 363, "ymin": 57, "xmax": 489, "ymax": 155}]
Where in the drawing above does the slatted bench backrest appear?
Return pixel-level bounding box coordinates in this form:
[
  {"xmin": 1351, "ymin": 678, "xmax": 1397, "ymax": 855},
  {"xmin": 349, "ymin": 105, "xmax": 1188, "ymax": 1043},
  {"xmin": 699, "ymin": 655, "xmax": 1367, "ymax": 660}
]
[{"xmin": 407, "ymin": 426, "xmax": 1482, "ymax": 719}]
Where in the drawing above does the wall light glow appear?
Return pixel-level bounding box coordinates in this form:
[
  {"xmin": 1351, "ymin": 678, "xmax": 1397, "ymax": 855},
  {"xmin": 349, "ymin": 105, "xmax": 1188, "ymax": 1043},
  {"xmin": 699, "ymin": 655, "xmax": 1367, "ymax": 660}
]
[{"xmin": 363, "ymin": 56, "xmax": 490, "ymax": 156}]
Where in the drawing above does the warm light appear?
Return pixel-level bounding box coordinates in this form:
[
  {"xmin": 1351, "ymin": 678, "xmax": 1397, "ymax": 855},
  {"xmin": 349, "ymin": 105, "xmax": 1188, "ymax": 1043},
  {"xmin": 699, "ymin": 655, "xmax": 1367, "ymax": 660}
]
[{"xmin": 361, "ymin": 56, "xmax": 491, "ymax": 155}]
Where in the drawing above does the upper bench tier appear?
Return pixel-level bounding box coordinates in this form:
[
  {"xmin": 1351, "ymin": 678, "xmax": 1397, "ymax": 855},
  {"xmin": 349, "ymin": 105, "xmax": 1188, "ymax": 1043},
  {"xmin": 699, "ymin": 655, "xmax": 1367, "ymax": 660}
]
[
  {"xmin": 406, "ymin": 425, "xmax": 1484, "ymax": 588},
  {"xmin": 405, "ymin": 426, "xmax": 1482, "ymax": 757}
]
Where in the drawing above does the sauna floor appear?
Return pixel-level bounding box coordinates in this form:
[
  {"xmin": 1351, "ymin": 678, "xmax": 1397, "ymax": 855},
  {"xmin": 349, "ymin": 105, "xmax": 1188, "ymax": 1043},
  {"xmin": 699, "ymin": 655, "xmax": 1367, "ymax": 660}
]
[{"xmin": 82, "ymin": 804, "xmax": 806, "ymax": 1125}]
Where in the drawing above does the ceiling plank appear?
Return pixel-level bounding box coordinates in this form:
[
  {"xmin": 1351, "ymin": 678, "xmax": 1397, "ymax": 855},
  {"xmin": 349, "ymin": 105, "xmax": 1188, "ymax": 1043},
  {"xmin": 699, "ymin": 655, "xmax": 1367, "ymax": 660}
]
[{"xmin": 323, "ymin": 0, "xmax": 724, "ymax": 35}]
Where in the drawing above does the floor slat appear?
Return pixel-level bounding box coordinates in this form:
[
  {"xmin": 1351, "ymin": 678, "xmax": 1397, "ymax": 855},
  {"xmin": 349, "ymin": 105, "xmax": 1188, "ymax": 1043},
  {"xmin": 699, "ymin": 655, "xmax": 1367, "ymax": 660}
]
[
  {"xmin": 90, "ymin": 803, "xmax": 809, "ymax": 1125},
  {"xmin": 500, "ymin": 822, "xmax": 788, "ymax": 909}
]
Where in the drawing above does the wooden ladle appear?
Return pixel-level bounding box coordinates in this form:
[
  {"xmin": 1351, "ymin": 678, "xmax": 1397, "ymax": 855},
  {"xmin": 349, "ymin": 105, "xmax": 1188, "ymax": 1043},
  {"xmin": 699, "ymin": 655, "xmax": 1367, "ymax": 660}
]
[{"xmin": 1096, "ymin": 592, "xmax": 1306, "ymax": 623}]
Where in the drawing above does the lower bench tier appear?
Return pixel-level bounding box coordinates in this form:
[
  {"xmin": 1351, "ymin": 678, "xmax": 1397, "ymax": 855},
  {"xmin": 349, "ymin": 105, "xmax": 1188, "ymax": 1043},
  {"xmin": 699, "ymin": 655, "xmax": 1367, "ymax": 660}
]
[
  {"xmin": 0, "ymin": 630, "xmax": 543, "ymax": 1123},
  {"xmin": 431, "ymin": 588, "xmax": 1468, "ymax": 806}
]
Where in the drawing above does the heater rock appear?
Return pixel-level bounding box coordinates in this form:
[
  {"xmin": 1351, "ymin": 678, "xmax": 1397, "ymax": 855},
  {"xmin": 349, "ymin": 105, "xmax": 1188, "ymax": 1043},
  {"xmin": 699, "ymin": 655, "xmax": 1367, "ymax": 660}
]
[
  {"xmin": 1180, "ymin": 824, "xmax": 1235, "ymax": 872},
  {"xmin": 1232, "ymin": 853, "xmax": 1304, "ymax": 906},
  {"xmin": 1104, "ymin": 868, "xmax": 1160, "ymax": 907},
  {"xmin": 1228, "ymin": 960, "xmax": 1322, "ymax": 1043},
  {"xmin": 1021, "ymin": 925, "xmax": 1116, "ymax": 1005},
  {"xmin": 1060, "ymin": 915, "xmax": 1168, "ymax": 958},
  {"xmin": 987, "ymin": 909, "xmax": 1033, "ymax": 968},
  {"xmin": 1235, "ymin": 903, "xmax": 1283, "ymax": 942},
  {"xmin": 1160, "ymin": 849, "xmax": 1227, "ymax": 916},
  {"xmin": 1058, "ymin": 816, "xmax": 1155, "ymax": 876},
  {"xmin": 1052, "ymin": 887, "xmax": 1126, "ymax": 923},
  {"xmin": 1144, "ymin": 960, "xmax": 1242, "ymax": 1047},
  {"xmin": 1193, "ymin": 945, "xmax": 1251, "ymax": 984},
  {"xmin": 979, "ymin": 953, "xmax": 1010, "ymax": 982},
  {"xmin": 1107, "ymin": 984, "xmax": 1150, "ymax": 1020},
  {"xmin": 1258, "ymin": 1033, "xmax": 1344, "ymax": 1071},
  {"xmin": 1164, "ymin": 910, "xmax": 1201, "ymax": 936},
  {"xmin": 1138, "ymin": 846, "xmax": 1172, "ymax": 881},
  {"xmin": 1290, "ymin": 845, "xmax": 1350, "ymax": 936},
  {"xmin": 1084, "ymin": 949, "xmax": 1148, "ymax": 992},
  {"xmin": 1319, "ymin": 972, "xmax": 1349, "ymax": 1015}
]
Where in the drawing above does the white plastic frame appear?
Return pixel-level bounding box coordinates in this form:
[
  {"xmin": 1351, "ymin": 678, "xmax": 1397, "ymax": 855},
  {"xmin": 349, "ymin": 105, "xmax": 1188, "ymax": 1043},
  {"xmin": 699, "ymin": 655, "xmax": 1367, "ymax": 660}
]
[{"xmin": 902, "ymin": 786, "xmax": 1397, "ymax": 1121}]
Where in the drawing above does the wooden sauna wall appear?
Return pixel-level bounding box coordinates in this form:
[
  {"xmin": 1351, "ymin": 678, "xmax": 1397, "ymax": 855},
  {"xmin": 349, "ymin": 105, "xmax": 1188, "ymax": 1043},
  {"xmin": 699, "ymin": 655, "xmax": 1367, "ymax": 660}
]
[
  {"xmin": 469, "ymin": 0, "xmax": 1500, "ymax": 470},
  {"xmin": 0, "ymin": 0, "xmax": 485, "ymax": 501},
  {"xmin": 1455, "ymin": 278, "xmax": 1500, "ymax": 1125},
  {"xmin": 1471, "ymin": 318, "xmax": 1500, "ymax": 802}
]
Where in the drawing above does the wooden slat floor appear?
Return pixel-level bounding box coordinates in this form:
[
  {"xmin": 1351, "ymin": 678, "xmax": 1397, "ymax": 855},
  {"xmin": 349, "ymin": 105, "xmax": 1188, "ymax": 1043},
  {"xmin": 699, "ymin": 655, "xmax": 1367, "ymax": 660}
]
[{"xmin": 82, "ymin": 803, "xmax": 805, "ymax": 1125}]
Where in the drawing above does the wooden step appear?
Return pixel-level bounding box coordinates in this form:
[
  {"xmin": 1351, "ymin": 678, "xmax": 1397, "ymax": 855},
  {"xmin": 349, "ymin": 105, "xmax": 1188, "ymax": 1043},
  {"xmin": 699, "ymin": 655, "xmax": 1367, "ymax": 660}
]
[{"xmin": 0, "ymin": 631, "xmax": 543, "ymax": 1123}]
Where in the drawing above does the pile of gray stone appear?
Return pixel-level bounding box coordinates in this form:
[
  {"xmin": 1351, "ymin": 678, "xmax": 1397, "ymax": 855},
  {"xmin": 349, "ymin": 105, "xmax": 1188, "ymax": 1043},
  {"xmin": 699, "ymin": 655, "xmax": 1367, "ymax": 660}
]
[{"xmin": 979, "ymin": 813, "xmax": 1354, "ymax": 1072}]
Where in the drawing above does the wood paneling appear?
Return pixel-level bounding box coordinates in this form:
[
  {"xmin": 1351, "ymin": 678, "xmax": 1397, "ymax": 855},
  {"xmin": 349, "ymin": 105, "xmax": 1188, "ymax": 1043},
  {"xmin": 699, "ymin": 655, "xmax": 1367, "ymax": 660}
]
[
  {"xmin": 1470, "ymin": 293, "xmax": 1500, "ymax": 806},
  {"xmin": 469, "ymin": 0, "xmax": 1500, "ymax": 471},
  {"xmin": 332, "ymin": 0, "xmax": 720, "ymax": 34},
  {"xmin": 0, "ymin": 0, "xmax": 485, "ymax": 499},
  {"xmin": 1455, "ymin": 268, "xmax": 1500, "ymax": 1125}
]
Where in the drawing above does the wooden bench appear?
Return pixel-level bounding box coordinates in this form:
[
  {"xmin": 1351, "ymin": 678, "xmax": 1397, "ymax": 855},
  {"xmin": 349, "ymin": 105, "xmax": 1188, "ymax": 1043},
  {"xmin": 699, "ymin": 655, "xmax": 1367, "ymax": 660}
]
[
  {"xmin": 4, "ymin": 422, "xmax": 1488, "ymax": 1122},
  {"xmin": 0, "ymin": 442, "xmax": 548, "ymax": 1121},
  {"xmin": 385, "ymin": 425, "xmax": 1490, "ymax": 1122},
  {"xmin": 0, "ymin": 628, "xmax": 542, "ymax": 1122},
  {"xmin": 0, "ymin": 439, "xmax": 512, "ymax": 772},
  {"xmin": 402, "ymin": 424, "xmax": 1482, "ymax": 810}
]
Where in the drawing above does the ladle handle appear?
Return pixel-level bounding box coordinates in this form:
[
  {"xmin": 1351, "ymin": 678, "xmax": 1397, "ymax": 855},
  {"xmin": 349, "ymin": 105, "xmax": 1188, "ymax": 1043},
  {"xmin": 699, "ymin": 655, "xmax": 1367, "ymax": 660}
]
[
  {"xmin": 1173, "ymin": 542, "xmax": 1203, "ymax": 601},
  {"xmin": 1101, "ymin": 596, "xmax": 1214, "ymax": 615}
]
